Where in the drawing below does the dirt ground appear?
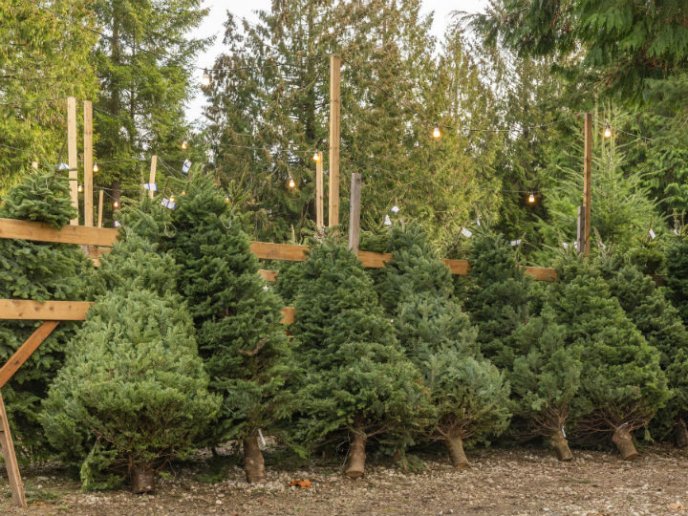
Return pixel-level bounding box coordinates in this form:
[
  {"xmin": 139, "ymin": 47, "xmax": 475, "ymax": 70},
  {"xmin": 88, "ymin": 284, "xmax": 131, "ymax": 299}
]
[{"xmin": 2, "ymin": 446, "xmax": 688, "ymax": 515}]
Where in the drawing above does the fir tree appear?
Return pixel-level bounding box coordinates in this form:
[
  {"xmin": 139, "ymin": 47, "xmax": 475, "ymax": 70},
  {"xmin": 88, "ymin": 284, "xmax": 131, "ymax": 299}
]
[
  {"xmin": 41, "ymin": 233, "xmax": 219, "ymax": 492},
  {"xmin": 293, "ymin": 238, "xmax": 430, "ymax": 478},
  {"xmin": 665, "ymin": 235, "xmax": 688, "ymax": 326},
  {"xmin": 0, "ymin": 171, "xmax": 93, "ymax": 457},
  {"xmin": 165, "ymin": 175, "xmax": 295, "ymax": 483},
  {"xmin": 550, "ymin": 256, "xmax": 670, "ymax": 459},
  {"xmin": 379, "ymin": 224, "xmax": 511, "ymax": 468},
  {"xmin": 462, "ymin": 231, "xmax": 532, "ymax": 369}
]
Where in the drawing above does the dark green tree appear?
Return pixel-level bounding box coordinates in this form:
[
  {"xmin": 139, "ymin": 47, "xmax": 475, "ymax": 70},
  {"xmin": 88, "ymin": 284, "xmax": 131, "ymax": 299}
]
[
  {"xmin": 665, "ymin": 235, "xmax": 688, "ymax": 326},
  {"xmin": 41, "ymin": 232, "xmax": 219, "ymax": 492},
  {"xmin": 379, "ymin": 224, "xmax": 511, "ymax": 468},
  {"xmin": 165, "ymin": 174, "xmax": 295, "ymax": 483},
  {"xmin": 0, "ymin": 170, "xmax": 93, "ymax": 457},
  {"xmin": 293, "ymin": 238, "xmax": 430, "ymax": 478},
  {"xmin": 550, "ymin": 256, "xmax": 670, "ymax": 459}
]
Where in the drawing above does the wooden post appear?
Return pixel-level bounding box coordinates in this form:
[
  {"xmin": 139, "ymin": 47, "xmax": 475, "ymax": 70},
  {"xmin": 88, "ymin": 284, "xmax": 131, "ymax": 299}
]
[
  {"xmin": 348, "ymin": 173, "xmax": 362, "ymax": 253},
  {"xmin": 67, "ymin": 97, "xmax": 79, "ymax": 225},
  {"xmin": 0, "ymin": 392, "xmax": 27, "ymax": 508},
  {"xmin": 83, "ymin": 101, "xmax": 94, "ymax": 227},
  {"xmin": 97, "ymin": 190, "xmax": 104, "ymax": 228},
  {"xmin": 576, "ymin": 205, "xmax": 585, "ymax": 255},
  {"xmin": 583, "ymin": 112, "xmax": 592, "ymax": 256},
  {"xmin": 315, "ymin": 151, "xmax": 324, "ymax": 230},
  {"xmin": 328, "ymin": 55, "xmax": 341, "ymax": 228},
  {"xmin": 148, "ymin": 155, "xmax": 157, "ymax": 199}
]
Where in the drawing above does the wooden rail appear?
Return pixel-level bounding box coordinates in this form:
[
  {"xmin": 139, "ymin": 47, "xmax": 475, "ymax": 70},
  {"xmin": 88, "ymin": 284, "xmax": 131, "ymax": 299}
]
[{"xmin": 0, "ymin": 218, "xmax": 558, "ymax": 281}]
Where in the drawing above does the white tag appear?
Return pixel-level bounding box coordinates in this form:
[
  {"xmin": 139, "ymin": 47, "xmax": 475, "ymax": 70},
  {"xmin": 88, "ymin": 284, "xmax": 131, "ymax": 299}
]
[
  {"xmin": 182, "ymin": 159, "xmax": 192, "ymax": 174},
  {"xmin": 384, "ymin": 215, "xmax": 392, "ymax": 226},
  {"xmin": 561, "ymin": 426, "xmax": 566, "ymax": 439},
  {"xmin": 143, "ymin": 182, "xmax": 158, "ymax": 192},
  {"xmin": 161, "ymin": 198, "xmax": 176, "ymax": 210},
  {"xmin": 461, "ymin": 228, "xmax": 473, "ymax": 238},
  {"xmin": 391, "ymin": 205, "xmax": 400, "ymax": 214},
  {"xmin": 562, "ymin": 242, "xmax": 569, "ymax": 250},
  {"xmin": 510, "ymin": 239, "xmax": 521, "ymax": 247},
  {"xmin": 258, "ymin": 428, "xmax": 266, "ymax": 448},
  {"xmin": 476, "ymin": 217, "xmax": 481, "ymax": 227},
  {"xmin": 113, "ymin": 221, "xmax": 121, "ymax": 228},
  {"xmin": 649, "ymin": 229, "xmax": 656, "ymax": 239}
]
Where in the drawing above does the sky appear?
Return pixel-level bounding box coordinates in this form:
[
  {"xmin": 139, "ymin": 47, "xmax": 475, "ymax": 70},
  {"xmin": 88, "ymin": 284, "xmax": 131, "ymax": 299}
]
[{"xmin": 187, "ymin": 0, "xmax": 490, "ymax": 121}]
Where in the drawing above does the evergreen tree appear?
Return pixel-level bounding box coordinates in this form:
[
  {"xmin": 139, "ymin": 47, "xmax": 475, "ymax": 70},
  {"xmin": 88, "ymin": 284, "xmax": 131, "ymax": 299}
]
[
  {"xmin": 0, "ymin": 170, "xmax": 93, "ymax": 457},
  {"xmin": 293, "ymin": 238, "xmax": 430, "ymax": 478},
  {"xmin": 665, "ymin": 235, "xmax": 688, "ymax": 326},
  {"xmin": 550, "ymin": 256, "xmax": 670, "ymax": 459},
  {"xmin": 603, "ymin": 258, "xmax": 688, "ymax": 446},
  {"xmin": 462, "ymin": 231, "xmax": 532, "ymax": 369},
  {"xmin": 379, "ymin": 224, "xmax": 510, "ymax": 468},
  {"xmin": 510, "ymin": 304, "xmax": 581, "ymax": 460},
  {"xmin": 165, "ymin": 174, "xmax": 295, "ymax": 483},
  {"xmin": 41, "ymin": 233, "xmax": 219, "ymax": 492}
]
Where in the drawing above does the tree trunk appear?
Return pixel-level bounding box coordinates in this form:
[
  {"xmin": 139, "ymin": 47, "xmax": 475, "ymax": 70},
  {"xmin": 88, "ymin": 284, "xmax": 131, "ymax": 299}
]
[
  {"xmin": 345, "ymin": 427, "xmax": 367, "ymax": 479},
  {"xmin": 675, "ymin": 418, "xmax": 688, "ymax": 449},
  {"xmin": 549, "ymin": 429, "xmax": 573, "ymax": 461},
  {"xmin": 131, "ymin": 464, "xmax": 155, "ymax": 494},
  {"xmin": 612, "ymin": 426, "xmax": 638, "ymax": 460},
  {"xmin": 243, "ymin": 432, "xmax": 265, "ymax": 483},
  {"xmin": 445, "ymin": 433, "xmax": 470, "ymax": 469}
]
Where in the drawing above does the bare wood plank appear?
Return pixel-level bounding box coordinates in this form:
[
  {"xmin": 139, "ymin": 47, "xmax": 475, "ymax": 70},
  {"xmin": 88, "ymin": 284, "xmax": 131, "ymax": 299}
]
[
  {"xmin": 0, "ymin": 300, "xmax": 92, "ymax": 321},
  {"xmin": 328, "ymin": 55, "xmax": 341, "ymax": 227},
  {"xmin": 0, "ymin": 321, "xmax": 59, "ymax": 389},
  {"xmin": 348, "ymin": 173, "xmax": 362, "ymax": 253},
  {"xmin": 315, "ymin": 152, "xmax": 324, "ymax": 230},
  {"xmin": 357, "ymin": 251, "xmax": 392, "ymax": 269},
  {"xmin": 583, "ymin": 112, "xmax": 592, "ymax": 256},
  {"xmin": 83, "ymin": 100, "xmax": 94, "ymax": 227},
  {"xmin": 148, "ymin": 155, "xmax": 157, "ymax": 200},
  {"xmin": 250, "ymin": 242, "xmax": 308, "ymax": 262},
  {"xmin": 281, "ymin": 307, "xmax": 295, "ymax": 325},
  {"xmin": 67, "ymin": 97, "xmax": 79, "ymax": 226},
  {"xmin": 0, "ymin": 218, "xmax": 118, "ymax": 247},
  {"xmin": 97, "ymin": 190, "xmax": 104, "ymax": 228},
  {"xmin": 444, "ymin": 259, "xmax": 471, "ymax": 275},
  {"xmin": 0, "ymin": 391, "xmax": 27, "ymax": 508},
  {"xmin": 258, "ymin": 269, "xmax": 278, "ymax": 282},
  {"xmin": 524, "ymin": 267, "xmax": 557, "ymax": 282}
]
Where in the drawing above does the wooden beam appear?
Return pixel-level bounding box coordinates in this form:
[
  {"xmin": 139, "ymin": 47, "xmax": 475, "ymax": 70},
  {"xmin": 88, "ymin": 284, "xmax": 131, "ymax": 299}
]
[
  {"xmin": 148, "ymin": 155, "xmax": 157, "ymax": 199},
  {"xmin": 0, "ymin": 322, "xmax": 59, "ymax": 389},
  {"xmin": 328, "ymin": 55, "xmax": 341, "ymax": 228},
  {"xmin": 258, "ymin": 269, "xmax": 278, "ymax": 282},
  {"xmin": 0, "ymin": 392, "xmax": 26, "ymax": 508},
  {"xmin": 348, "ymin": 173, "xmax": 362, "ymax": 253},
  {"xmin": 357, "ymin": 251, "xmax": 392, "ymax": 269},
  {"xmin": 0, "ymin": 218, "xmax": 118, "ymax": 247},
  {"xmin": 250, "ymin": 241, "xmax": 308, "ymax": 262},
  {"xmin": 315, "ymin": 151, "xmax": 324, "ymax": 230},
  {"xmin": 67, "ymin": 97, "xmax": 79, "ymax": 225},
  {"xmin": 0, "ymin": 300, "xmax": 92, "ymax": 321},
  {"xmin": 524, "ymin": 267, "xmax": 557, "ymax": 282},
  {"xmin": 83, "ymin": 100, "xmax": 94, "ymax": 227},
  {"xmin": 281, "ymin": 307, "xmax": 295, "ymax": 325},
  {"xmin": 97, "ymin": 190, "xmax": 104, "ymax": 228},
  {"xmin": 444, "ymin": 259, "xmax": 471, "ymax": 276},
  {"xmin": 583, "ymin": 112, "xmax": 592, "ymax": 256}
]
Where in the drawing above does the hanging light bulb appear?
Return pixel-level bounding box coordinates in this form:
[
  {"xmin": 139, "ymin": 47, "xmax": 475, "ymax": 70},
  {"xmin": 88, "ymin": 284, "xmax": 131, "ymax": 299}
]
[
  {"xmin": 288, "ymin": 177, "xmax": 296, "ymax": 189},
  {"xmin": 432, "ymin": 124, "xmax": 441, "ymax": 140},
  {"xmin": 201, "ymin": 69, "xmax": 211, "ymax": 87},
  {"xmin": 224, "ymin": 195, "xmax": 230, "ymax": 203},
  {"xmin": 312, "ymin": 151, "xmax": 320, "ymax": 162},
  {"xmin": 113, "ymin": 200, "xmax": 120, "ymax": 209},
  {"xmin": 603, "ymin": 124, "xmax": 612, "ymax": 139},
  {"xmin": 170, "ymin": 195, "xmax": 176, "ymax": 204},
  {"xmin": 93, "ymin": 162, "xmax": 99, "ymax": 173},
  {"xmin": 78, "ymin": 184, "xmax": 83, "ymax": 193},
  {"xmin": 528, "ymin": 193, "xmax": 536, "ymax": 204},
  {"xmin": 181, "ymin": 140, "xmax": 189, "ymax": 150}
]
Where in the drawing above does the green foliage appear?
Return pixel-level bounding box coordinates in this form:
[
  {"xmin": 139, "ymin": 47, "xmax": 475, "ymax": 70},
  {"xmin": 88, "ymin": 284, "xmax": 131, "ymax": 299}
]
[
  {"xmin": 165, "ymin": 174, "xmax": 295, "ymax": 445},
  {"xmin": 0, "ymin": 171, "xmax": 93, "ymax": 457},
  {"xmin": 292, "ymin": 238, "xmax": 430, "ymax": 452},
  {"xmin": 463, "ymin": 231, "xmax": 532, "ymax": 369},
  {"xmin": 41, "ymin": 235, "xmax": 219, "ymax": 488},
  {"xmin": 666, "ymin": 235, "xmax": 688, "ymax": 326}
]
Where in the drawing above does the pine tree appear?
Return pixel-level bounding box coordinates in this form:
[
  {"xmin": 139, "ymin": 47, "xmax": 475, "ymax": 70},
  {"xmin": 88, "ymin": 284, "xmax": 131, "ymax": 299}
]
[
  {"xmin": 165, "ymin": 174, "xmax": 295, "ymax": 483},
  {"xmin": 603, "ymin": 258, "xmax": 688, "ymax": 446},
  {"xmin": 550, "ymin": 256, "xmax": 670, "ymax": 459},
  {"xmin": 462, "ymin": 231, "xmax": 532, "ymax": 369},
  {"xmin": 0, "ymin": 170, "xmax": 93, "ymax": 457},
  {"xmin": 41, "ymin": 233, "xmax": 219, "ymax": 492},
  {"xmin": 379, "ymin": 224, "xmax": 510, "ymax": 468},
  {"xmin": 293, "ymin": 238, "xmax": 430, "ymax": 478},
  {"xmin": 510, "ymin": 304, "xmax": 581, "ymax": 460},
  {"xmin": 665, "ymin": 235, "xmax": 688, "ymax": 326}
]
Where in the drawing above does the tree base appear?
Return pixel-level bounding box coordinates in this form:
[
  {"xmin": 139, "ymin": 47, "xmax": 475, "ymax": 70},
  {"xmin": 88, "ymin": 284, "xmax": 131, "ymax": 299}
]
[
  {"xmin": 446, "ymin": 434, "xmax": 470, "ymax": 469},
  {"xmin": 549, "ymin": 429, "xmax": 573, "ymax": 462},
  {"xmin": 345, "ymin": 430, "xmax": 367, "ymax": 479},
  {"xmin": 244, "ymin": 433, "xmax": 266, "ymax": 483},
  {"xmin": 612, "ymin": 426, "xmax": 638, "ymax": 460},
  {"xmin": 675, "ymin": 419, "xmax": 688, "ymax": 449},
  {"xmin": 131, "ymin": 464, "xmax": 155, "ymax": 494}
]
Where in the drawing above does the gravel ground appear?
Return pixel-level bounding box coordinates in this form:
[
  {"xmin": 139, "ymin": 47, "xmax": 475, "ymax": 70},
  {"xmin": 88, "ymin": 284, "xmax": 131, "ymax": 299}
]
[{"xmin": 2, "ymin": 446, "xmax": 688, "ymax": 515}]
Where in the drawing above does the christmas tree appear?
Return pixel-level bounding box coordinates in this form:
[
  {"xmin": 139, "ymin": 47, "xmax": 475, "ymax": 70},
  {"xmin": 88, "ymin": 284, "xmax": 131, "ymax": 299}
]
[
  {"xmin": 378, "ymin": 224, "xmax": 510, "ymax": 467},
  {"xmin": 462, "ymin": 231, "xmax": 532, "ymax": 370},
  {"xmin": 665, "ymin": 235, "xmax": 688, "ymax": 325},
  {"xmin": 293, "ymin": 238, "xmax": 430, "ymax": 478},
  {"xmin": 0, "ymin": 170, "xmax": 93, "ymax": 457},
  {"xmin": 41, "ymin": 233, "xmax": 219, "ymax": 492},
  {"xmin": 551, "ymin": 256, "xmax": 670, "ymax": 459},
  {"xmin": 603, "ymin": 259, "xmax": 688, "ymax": 446},
  {"xmin": 510, "ymin": 304, "xmax": 581, "ymax": 460},
  {"xmin": 165, "ymin": 174, "xmax": 295, "ymax": 483}
]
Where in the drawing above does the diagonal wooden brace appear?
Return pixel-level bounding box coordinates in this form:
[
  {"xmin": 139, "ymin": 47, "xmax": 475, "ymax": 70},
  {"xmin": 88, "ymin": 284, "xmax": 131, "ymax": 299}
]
[{"xmin": 0, "ymin": 321, "xmax": 60, "ymax": 389}]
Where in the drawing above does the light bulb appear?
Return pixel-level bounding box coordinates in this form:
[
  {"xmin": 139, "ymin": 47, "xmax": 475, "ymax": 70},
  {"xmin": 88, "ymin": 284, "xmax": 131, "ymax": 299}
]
[
  {"xmin": 224, "ymin": 195, "xmax": 230, "ymax": 203},
  {"xmin": 181, "ymin": 140, "xmax": 189, "ymax": 150},
  {"xmin": 391, "ymin": 205, "xmax": 400, "ymax": 214},
  {"xmin": 170, "ymin": 195, "xmax": 176, "ymax": 203},
  {"xmin": 288, "ymin": 177, "xmax": 296, "ymax": 189},
  {"xmin": 201, "ymin": 70, "xmax": 211, "ymax": 87},
  {"xmin": 113, "ymin": 200, "xmax": 120, "ymax": 209},
  {"xmin": 603, "ymin": 124, "xmax": 612, "ymax": 139},
  {"xmin": 181, "ymin": 191, "xmax": 186, "ymax": 196},
  {"xmin": 328, "ymin": 27, "xmax": 335, "ymax": 35},
  {"xmin": 78, "ymin": 184, "xmax": 83, "ymax": 193},
  {"xmin": 31, "ymin": 160, "xmax": 38, "ymax": 170},
  {"xmin": 432, "ymin": 125, "xmax": 441, "ymax": 140},
  {"xmin": 312, "ymin": 151, "xmax": 320, "ymax": 162},
  {"xmin": 93, "ymin": 162, "xmax": 99, "ymax": 173},
  {"xmin": 528, "ymin": 193, "xmax": 536, "ymax": 204}
]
